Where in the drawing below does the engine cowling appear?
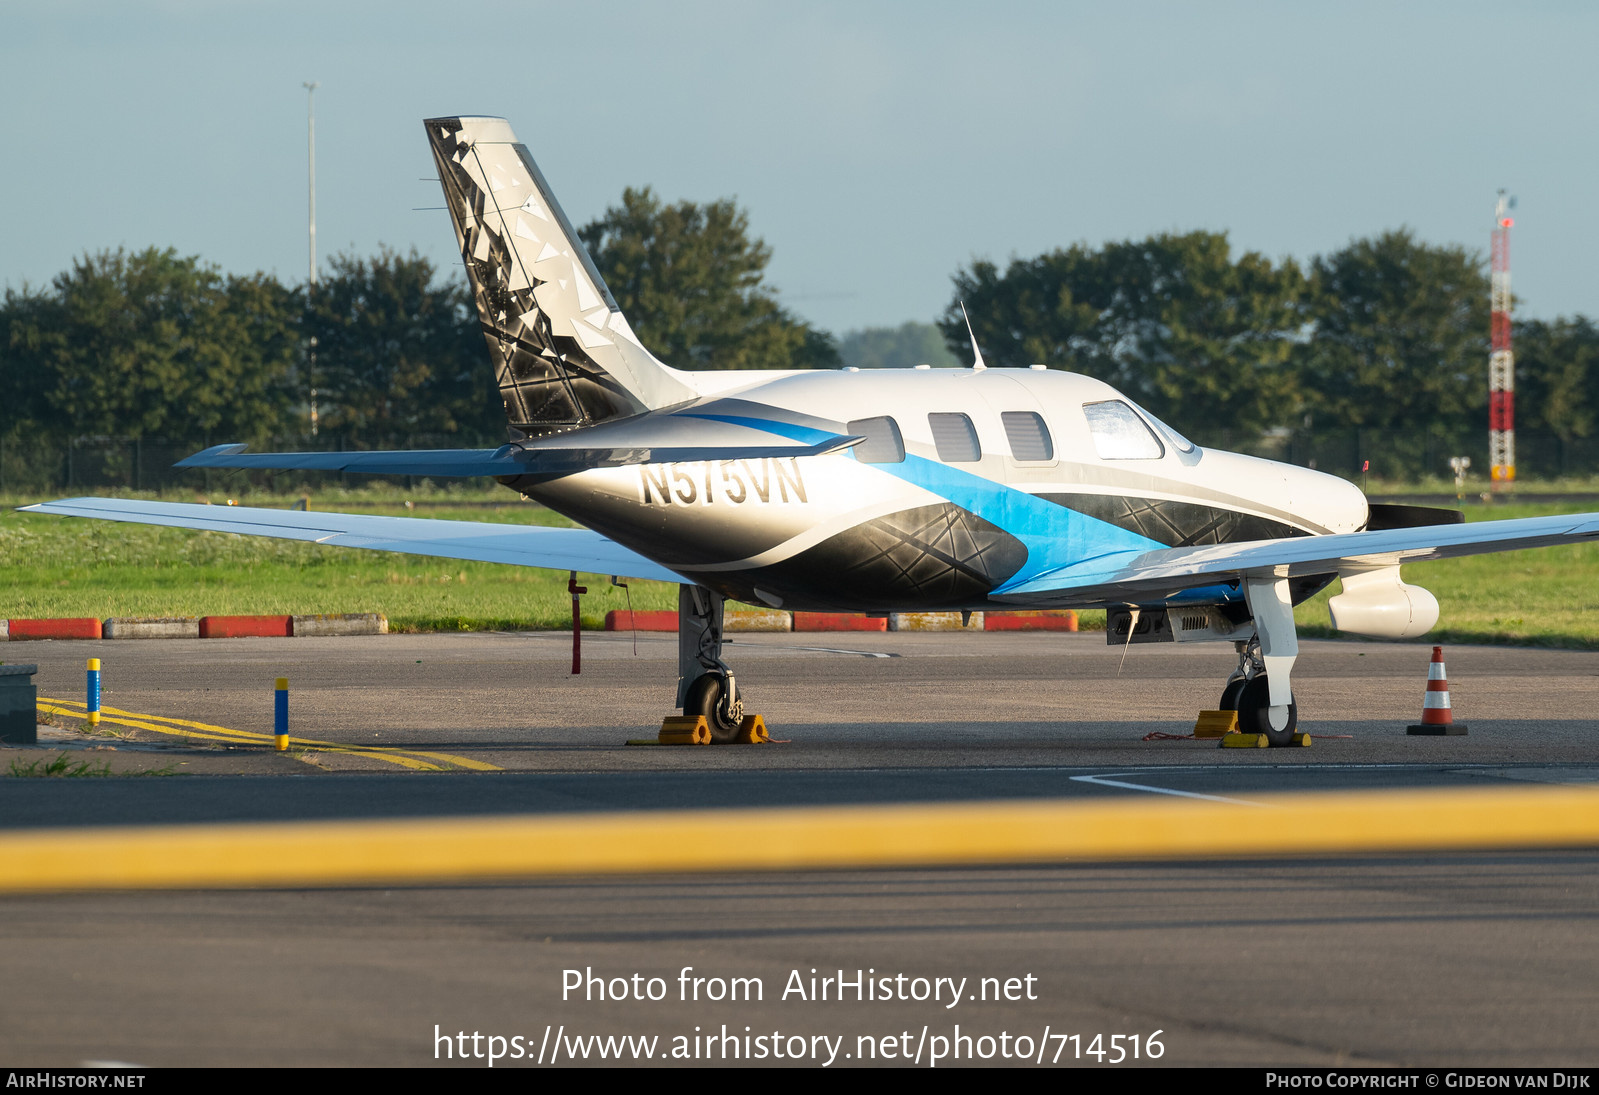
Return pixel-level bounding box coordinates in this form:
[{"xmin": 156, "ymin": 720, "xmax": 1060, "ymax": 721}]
[{"xmin": 1327, "ymin": 567, "xmax": 1440, "ymax": 639}]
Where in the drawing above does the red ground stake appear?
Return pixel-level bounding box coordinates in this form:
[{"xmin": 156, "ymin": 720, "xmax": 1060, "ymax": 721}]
[{"xmin": 568, "ymin": 572, "xmax": 587, "ymax": 675}]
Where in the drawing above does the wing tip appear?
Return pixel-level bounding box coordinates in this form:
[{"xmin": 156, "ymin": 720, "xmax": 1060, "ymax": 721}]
[{"xmin": 175, "ymin": 443, "xmax": 250, "ymax": 468}]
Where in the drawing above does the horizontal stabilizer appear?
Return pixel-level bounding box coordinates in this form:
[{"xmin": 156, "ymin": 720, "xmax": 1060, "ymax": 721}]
[{"xmin": 20, "ymin": 498, "xmax": 684, "ymax": 583}]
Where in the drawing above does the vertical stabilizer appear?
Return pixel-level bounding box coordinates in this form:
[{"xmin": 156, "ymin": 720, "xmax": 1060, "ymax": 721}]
[{"xmin": 426, "ymin": 116, "xmax": 693, "ymax": 437}]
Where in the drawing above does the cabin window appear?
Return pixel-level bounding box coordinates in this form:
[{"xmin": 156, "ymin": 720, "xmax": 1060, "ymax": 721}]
[
  {"xmin": 1083, "ymin": 400, "xmax": 1165, "ymax": 460},
  {"xmin": 1001, "ymin": 411, "xmax": 1054, "ymax": 461},
  {"xmin": 847, "ymin": 416, "xmax": 906, "ymax": 463},
  {"xmin": 928, "ymin": 413, "xmax": 981, "ymax": 462}
]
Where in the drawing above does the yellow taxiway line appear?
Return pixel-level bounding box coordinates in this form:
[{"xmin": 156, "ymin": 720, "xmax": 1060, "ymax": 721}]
[
  {"xmin": 0, "ymin": 786, "xmax": 1595, "ymax": 893},
  {"xmin": 39, "ymin": 699, "xmax": 499, "ymax": 773}
]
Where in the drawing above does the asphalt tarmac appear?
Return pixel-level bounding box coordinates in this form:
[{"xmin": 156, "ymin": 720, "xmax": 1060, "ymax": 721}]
[{"xmin": 2, "ymin": 631, "xmax": 1597, "ymax": 1067}]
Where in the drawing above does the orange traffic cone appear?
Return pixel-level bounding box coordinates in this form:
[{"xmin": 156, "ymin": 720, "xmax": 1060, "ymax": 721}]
[{"xmin": 1406, "ymin": 646, "xmax": 1467, "ymax": 735}]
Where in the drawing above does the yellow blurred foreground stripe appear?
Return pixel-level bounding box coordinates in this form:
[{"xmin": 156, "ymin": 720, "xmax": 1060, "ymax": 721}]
[{"xmin": 1, "ymin": 786, "xmax": 1597, "ymax": 892}]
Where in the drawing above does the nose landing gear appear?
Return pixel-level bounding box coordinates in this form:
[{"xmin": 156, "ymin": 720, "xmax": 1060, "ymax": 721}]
[{"xmin": 1215, "ymin": 577, "xmax": 1302, "ymax": 747}]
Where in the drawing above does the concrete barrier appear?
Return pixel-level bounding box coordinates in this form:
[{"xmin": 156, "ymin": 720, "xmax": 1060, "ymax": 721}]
[
  {"xmin": 604, "ymin": 610, "xmax": 789, "ymax": 632},
  {"xmin": 604, "ymin": 610, "xmax": 676, "ymax": 631},
  {"xmin": 7, "ymin": 618, "xmax": 102, "ymax": 641},
  {"xmin": 792, "ymin": 613, "xmax": 887, "ymax": 632},
  {"xmin": 291, "ymin": 613, "xmax": 388, "ymax": 637},
  {"xmin": 0, "ymin": 607, "xmax": 1058, "ymax": 641},
  {"xmin": 103, "ymin": 617, "xmax": 201, "ymax": 640},
  {"xmin": 724, "ymin": 610, "xmax": 791, "ymax": 632},
  {"xmin": 984, "ymin": 611, "xmax": 1078, "ymax": 631},
  {"xmin": 199, "ymin": 615, "xmax": 292, "ymax": 638},
  {"xmin": 887, "ymin": 612, "xmax": 983, "ymax": 632}
]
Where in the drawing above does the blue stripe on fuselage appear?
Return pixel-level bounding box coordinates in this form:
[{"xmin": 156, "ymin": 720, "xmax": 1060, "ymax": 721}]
[{"xmin": 682, "ymin": 412, "xmax": 1164, "ymax": 591}]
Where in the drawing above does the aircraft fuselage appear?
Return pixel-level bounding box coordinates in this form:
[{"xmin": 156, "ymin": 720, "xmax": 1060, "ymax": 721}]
[{"xmin": 522, "ymin": 367, "xmax": 1369, "ymax": 613}]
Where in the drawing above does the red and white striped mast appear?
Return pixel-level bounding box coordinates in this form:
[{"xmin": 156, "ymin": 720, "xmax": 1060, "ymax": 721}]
[{"xmin": 1489, "ymin": 191, "xmax": 1516, "ymax": 489}]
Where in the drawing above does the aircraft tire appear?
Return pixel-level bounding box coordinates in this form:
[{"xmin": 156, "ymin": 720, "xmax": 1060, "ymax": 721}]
[
  {"xmin": 1219, "ymin": 678, "xmax": 1247, "ymax": 711},
  {"xmin": 684, "ymin": 673, "xmax": 743, "ymax": 744},
  {"xmin": 1236, "ymin": 675, "xmax": 1296, "ymax": 746}
]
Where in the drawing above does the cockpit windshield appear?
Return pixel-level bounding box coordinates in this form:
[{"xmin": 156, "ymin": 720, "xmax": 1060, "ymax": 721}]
[
  {"xmin": 1142, "ymin": 409, "xmax": 1197, "ymax": 454},
  {"xmin": 1082, "ymin": 399, "xmax": 1198, "ymax": 459}
]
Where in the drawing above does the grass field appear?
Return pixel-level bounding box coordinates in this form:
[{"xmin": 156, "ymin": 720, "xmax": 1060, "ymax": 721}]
[
  {"xmin": 1295, "ymin": 499, "xmax": 1599, "ymax": 648},
  {"xmin": 5, "ymin": 486, "xmax": 1599, "ymax": 645},
  {"xmin": 0, "ymin": 486, "xmax": 680, "ymax": 631}
]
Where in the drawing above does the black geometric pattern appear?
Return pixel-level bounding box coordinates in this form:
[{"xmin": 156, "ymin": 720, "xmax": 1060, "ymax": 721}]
[
  {"xmin": 1041, "ymin": 493, "xmax": 1307, "ymax": 547},
  {"xmin": 690, "ymin": 503, "xmax": 1029, "ymax": 611},
  {"xmin": 427, "ymin": 119, "xmax": 644, "ymax": 437}
]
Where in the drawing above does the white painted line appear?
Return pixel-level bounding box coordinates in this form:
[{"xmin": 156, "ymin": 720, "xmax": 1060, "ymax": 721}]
[
  {"xmin": 791, "ymin": 646, "xmax": 900, "ymax": 658},
  {"xmin": 1069, "ymin": 772, "xmax": 1269, "ymax": 806}
]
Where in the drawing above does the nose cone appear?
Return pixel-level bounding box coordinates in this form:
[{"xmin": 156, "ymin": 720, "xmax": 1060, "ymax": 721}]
[
  {"xmin": 1286, "ymin": 466, "xmax": 1368, "ymax": 533},
  {"xmin": 1195, "ymin": 449, "xmax": 1370, "ymax": 535}
]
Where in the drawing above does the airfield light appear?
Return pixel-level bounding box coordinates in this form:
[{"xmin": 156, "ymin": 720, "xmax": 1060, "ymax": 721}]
[{"xmin": 1449, "ymin": 456, "xmax": 1471, "ymax": 501}]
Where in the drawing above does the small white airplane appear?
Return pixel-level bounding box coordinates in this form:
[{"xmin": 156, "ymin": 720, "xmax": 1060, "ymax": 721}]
[{"xmin": 28, "ymin": 116, "xmax": 1599, "ymax": 744}]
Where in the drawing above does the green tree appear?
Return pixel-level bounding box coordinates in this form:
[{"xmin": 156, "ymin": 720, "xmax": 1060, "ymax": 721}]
[
  {"xmin": 840, "ymin": 322, "xmax": 959, "ymax": 369},
  {"xmin": 305, "ymin": 248, "xmax": 500, "ymax": 447},
  {"xmin": 0, "ymin": 284, "xmax": 55, "ymax": 433},
  {"xmin": 1296, "ymin": 229, "xmax": 1489, "ymax": 441},
  {"xmin": 1514, "ymin": 316, "xmax": 1599, "ymax": 444},
  {"xmin": 578, "ymin": 187, "xmax": 838, "ymax": 371},
  {"xmin": 943, "ymin": 231, "xmax": 1304, "ymax": 440},
  {"xmin": 0, "ymin": 247, "xmax": 298, "ymax": 444}
]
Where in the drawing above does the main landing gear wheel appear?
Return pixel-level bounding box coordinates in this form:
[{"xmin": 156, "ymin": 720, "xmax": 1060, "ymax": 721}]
[
  {"xmin": 1235, "ymin": 675, "xmax": 1297, "ymax": 747},
  {"xmin": 684, "ymin": 672, "xmax": 744, "ymax": 744},
  {"xmin": 1219, "ymin": 678, "xmax": 1247, "ymax": 711}
]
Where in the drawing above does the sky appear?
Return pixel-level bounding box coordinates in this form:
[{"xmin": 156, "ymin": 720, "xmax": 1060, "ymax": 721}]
[{"xmin": 1, "ymin": 1, "xmax": 1593, "ymax": 336}]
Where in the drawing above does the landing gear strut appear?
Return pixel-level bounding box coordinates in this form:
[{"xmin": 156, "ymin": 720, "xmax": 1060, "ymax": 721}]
[
  {"xmin": 1217, "ymin": 576, "xmax": 1301, "ymax": 747},
  {"xmin": 677, "ymin": 584, "xmax": 745, "ymax": 743}
]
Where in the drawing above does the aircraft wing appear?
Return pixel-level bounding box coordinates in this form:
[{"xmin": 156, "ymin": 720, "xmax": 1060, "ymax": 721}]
[
  {"xmin": 18, "ymin": 498, "xmax": 683, "ymax": 582},
  {"xmin": 994, "ymin": 511, "xmax": 1599, "ymax": 606}
]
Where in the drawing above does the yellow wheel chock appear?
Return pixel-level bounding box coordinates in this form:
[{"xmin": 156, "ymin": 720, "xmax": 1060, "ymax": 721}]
[
  {"xmin": 658, "ymin": 715, "xmax": 711, "ymax": 746},
  {"xmin": 1193, "ymin": 710, "xmax": 1238, "ymax": 738},
  {"xmin": 628, "ymin": 714, "xmax": 773, "ymax": 746}
]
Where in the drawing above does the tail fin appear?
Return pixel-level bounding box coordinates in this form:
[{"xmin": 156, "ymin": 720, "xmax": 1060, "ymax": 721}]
[{"xmin": 425, "ymin": 116, "xmax": 693, "ymax": 438}]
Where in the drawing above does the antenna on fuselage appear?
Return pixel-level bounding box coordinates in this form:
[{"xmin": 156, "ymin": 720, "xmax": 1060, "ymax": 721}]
[{"xmin": 959, "ymin": 302, "xmax": 987, "ymax": 371}]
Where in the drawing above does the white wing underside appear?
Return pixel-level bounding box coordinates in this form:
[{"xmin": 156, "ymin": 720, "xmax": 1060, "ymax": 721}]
[
  {"xmin": 22, "ymin": 500, "xmax": 1599, "ymax": 611},
  {"xmin": 20, "ymin": 498, "xmax": 683, "ymax": 584},
  {"xmin": 995, "ymin": 511, "xmax": 1599, "ymax": 607}
]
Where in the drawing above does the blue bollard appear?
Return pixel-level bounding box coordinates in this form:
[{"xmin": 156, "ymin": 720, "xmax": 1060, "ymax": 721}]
[
  {"xmin": 274, "ymin": 677, "xmax": 289, "ymax": 752},
  {"xmin": 87, "ymin": 658, "xmax": 101, "ymax": 727}
]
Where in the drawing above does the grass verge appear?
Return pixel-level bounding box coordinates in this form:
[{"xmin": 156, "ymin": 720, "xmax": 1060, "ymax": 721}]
[
  {"xmin": 8, "ymin": 753, "xmax": 112, "ymax": 778},
  {"xmin": 5, "ymin": 489, "xmax": 1599, "ymax": 647}
]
